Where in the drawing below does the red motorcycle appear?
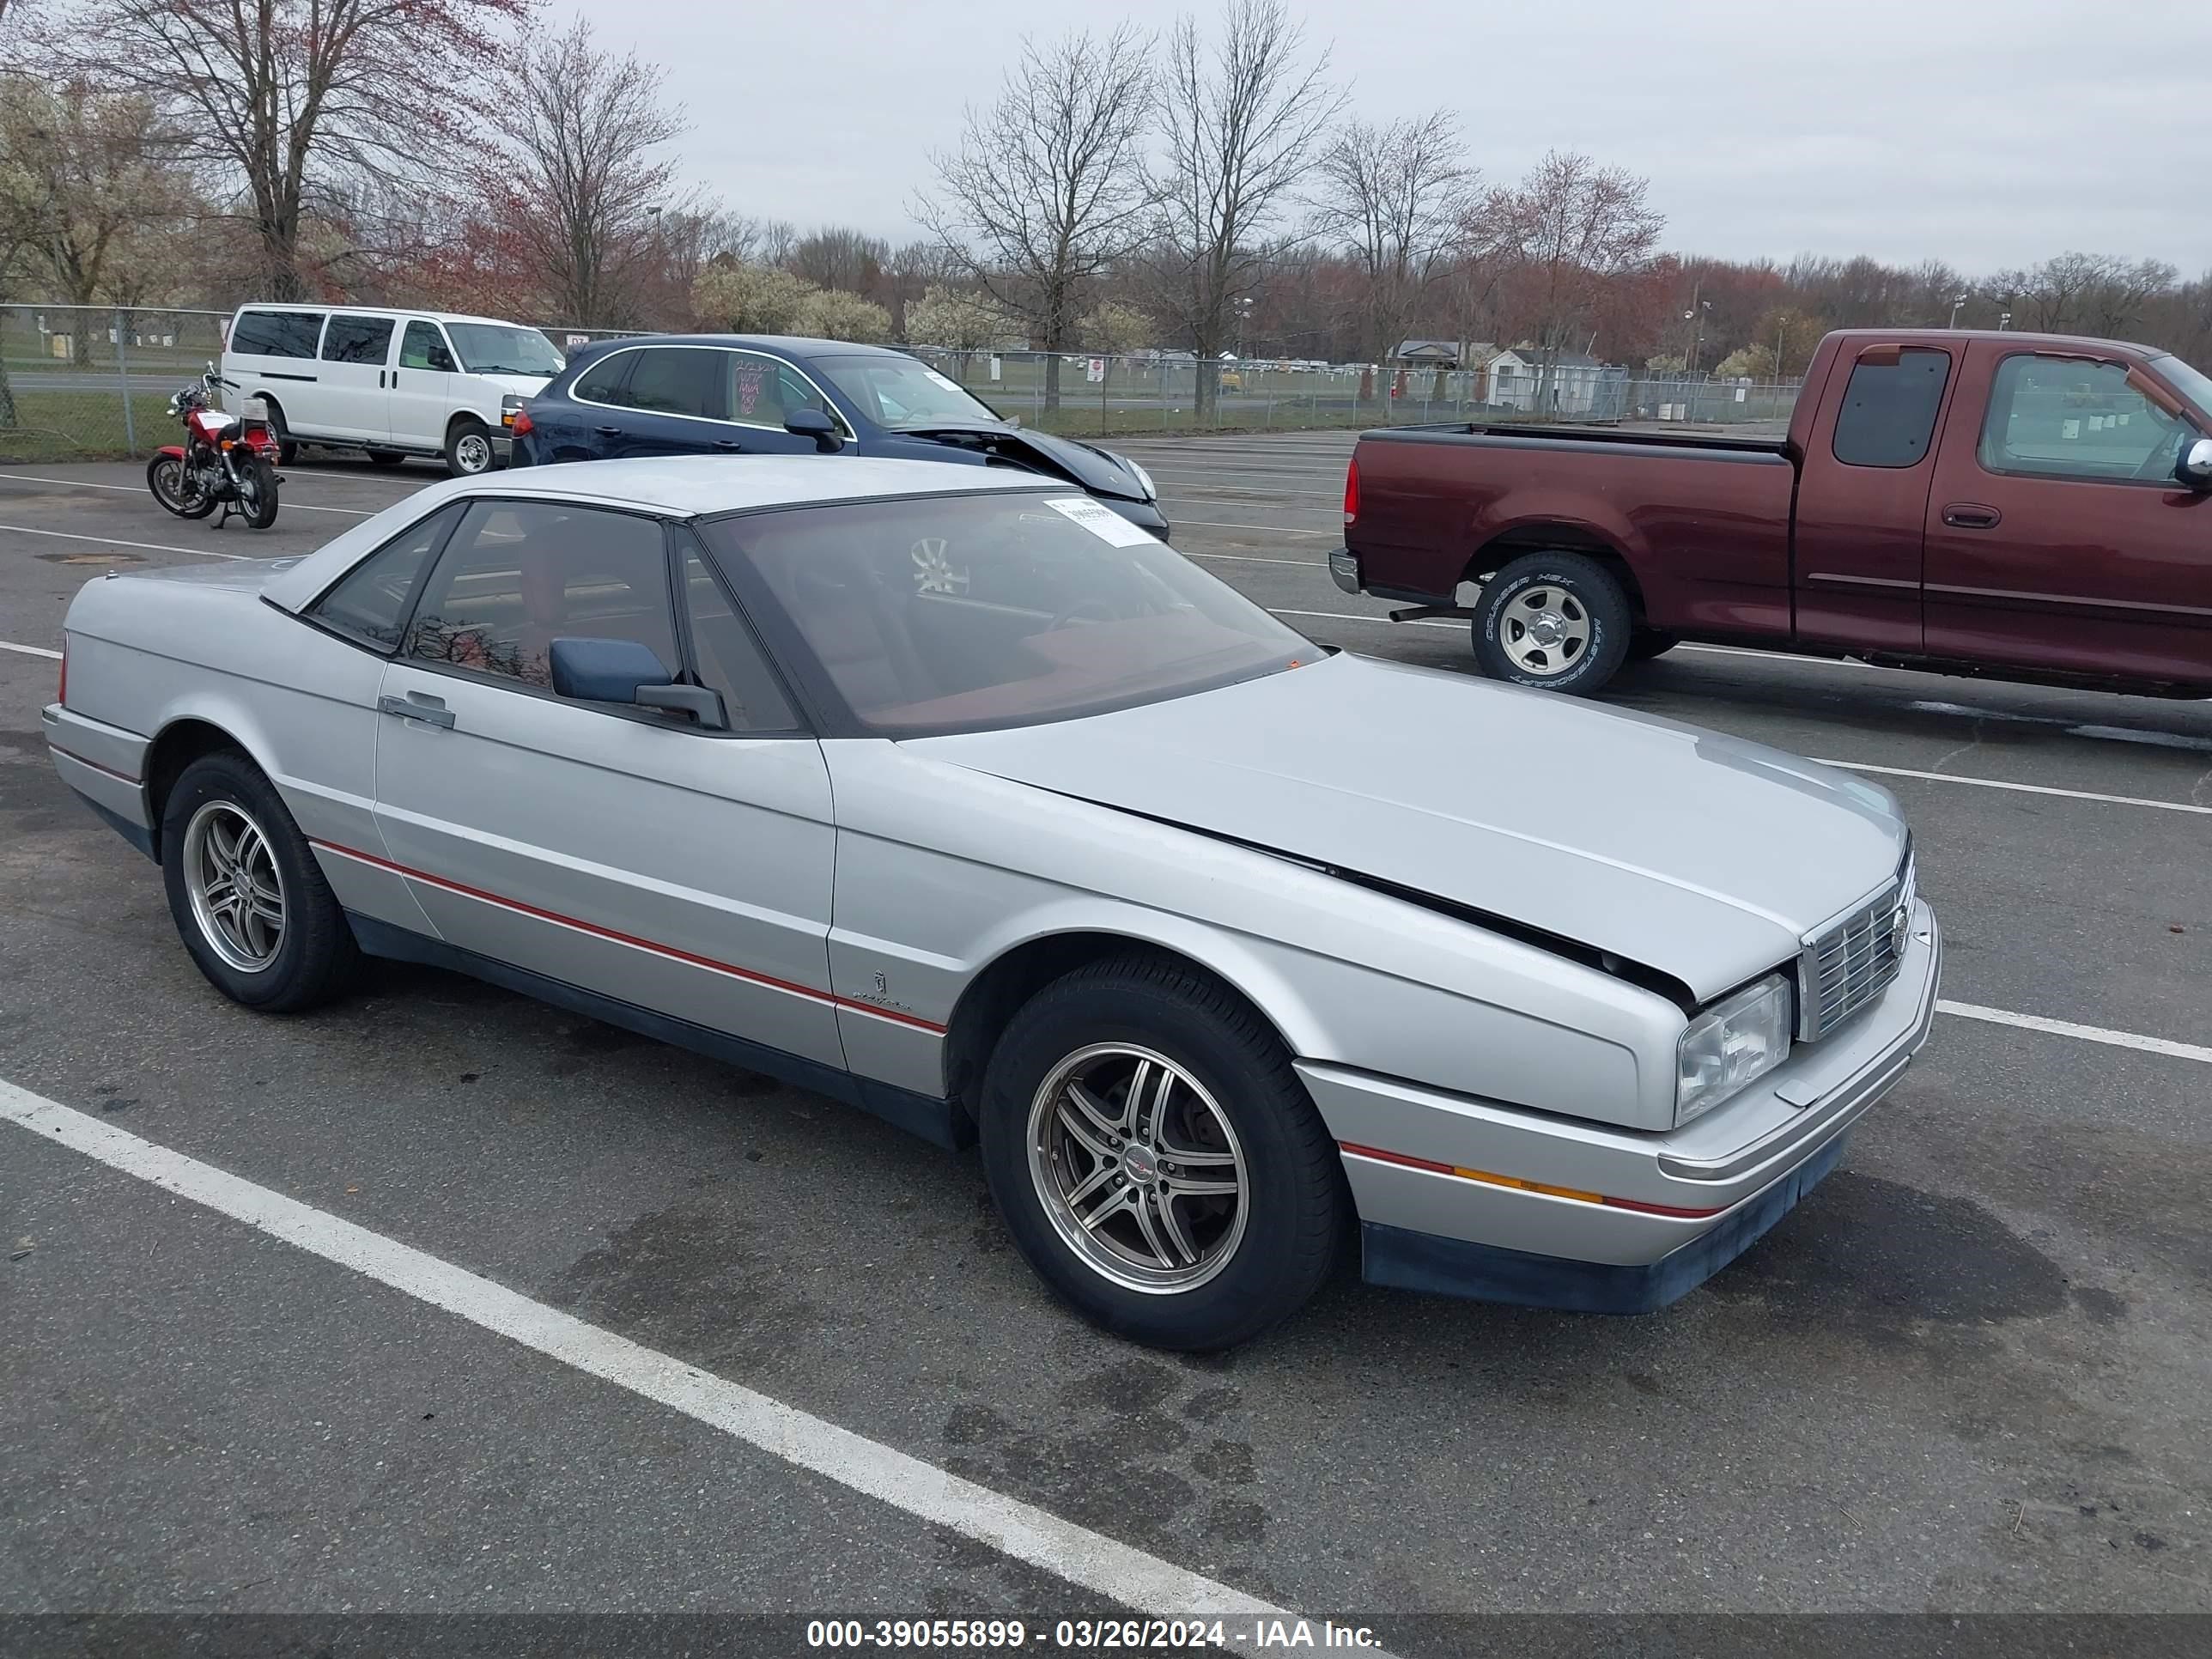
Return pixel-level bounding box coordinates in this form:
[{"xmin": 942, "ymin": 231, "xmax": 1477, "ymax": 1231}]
[{"xmin": 147, "ymin": 365, "xmax": 283, "ymax": 529}]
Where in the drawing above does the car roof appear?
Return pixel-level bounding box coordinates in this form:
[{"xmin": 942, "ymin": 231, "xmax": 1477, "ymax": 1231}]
[
  {"xmin": 1820, "ymin": 326, "xmax": 2166, "ymax": 359},
  {"xmin": 230, "ymin": 302, "xmax": 531, "ymax": 329},
  {"xmin": 258, "ymin": 456, "xmax": 1057, "ymax": 615},
  {"xmin": 576, "ymin": 334, "xmax": 915, "ymax": 360}
]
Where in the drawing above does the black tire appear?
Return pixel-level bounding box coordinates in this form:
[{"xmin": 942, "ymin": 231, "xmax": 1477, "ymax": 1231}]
[
  {"xmin": 1469, "ymin": 550, "xmax": 1632, "ymax": 695},
  {"xmin": 235, "ymin": 454, "xmax": 280, "ymax": 529},
  {"xmin": 258, "ymin": 397, "xmax": 299, "ymax": 466},
  {"xmin": 160, "ymin": 750, "xmax": 359, "ymax": 1013},
  {"xmin": 366, "ymin": 448, "xmax": 407, "ymax": 467},
  {"xmin": 978, "ymin": 952, "xmax": 1345, "ymax": 1351},
  {"xmin": 1626, "ymin": 629, "xmax": 1680, "ymax": 662},
  {"xmin": 444, "ymin": 417, "xmax": 495, "ymax": 477},
  {"xmin": 146, "ymin": 451, "xmax": 216, "ymax": 519}
]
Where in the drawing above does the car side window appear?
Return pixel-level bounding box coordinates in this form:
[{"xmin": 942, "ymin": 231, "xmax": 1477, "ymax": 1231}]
[
  {"xmin": 398, "ymin": 320, "xmax": 453, "ymax": 371},
  {"xmin": 1978, "ymin": 355, "xmax": 2193, "ymax": 483},
  {"xmin": 1831, "ymin": 347, "xmax": 1951, "ymax": 468},
  {"xmin": 321, "ymin": 315, "xmax": 395, "ymax": 365},
  {"xmin": 307, "ymin": 505, "xmax": 461, "ymax": 649},
  {"xmin": 725, "ymin": 350, "xmax": 833, "ymax": 431},
  {"xmin": 231, "ymin": 309, "xmax": 323, "ymax": 359},
  {"xmin": 680, "ymin": 547, "xmax": 797, "ymax": 732},
  {"xmin": 624, "ymin": 348, "xmax": 726, "ymax": 419},
  {"xmin": 572, "ymin": 349, "xmax": 635, "ymax": 405},
  {"xmin": 404, "ymin": 501, "xmax": 678, "ymax": 692}
]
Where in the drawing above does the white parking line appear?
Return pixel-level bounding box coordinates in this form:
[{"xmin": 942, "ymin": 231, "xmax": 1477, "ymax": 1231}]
[
  {"xmin": 1816, "ymin": 759, "xmax": 2212, "ymax": 817},
  {"xmin": 0, "ymin": 522, "xmax": 255, "ymax": 562},
  {"xmin": 0, "ymin": 1080, "xmax": 1344, "ymax": 1652},
  {"xmin": 1188, "ymin": 551, "xmax": 1322, "ymax": 567},
  {"xmin": 1936, "ymin": 1001, "xmax": 2212, "ymax": 1063},
  {"xmin": 1173, "ymin": 519, "xmax": 1336, "ymax": 538},
  {"xmin": 0, "ymin": 638, "xmax": 62, "ymax": 659},
  {"xmin": 0, "ymin": 474, "xmax": 374, "ymax": 516}
]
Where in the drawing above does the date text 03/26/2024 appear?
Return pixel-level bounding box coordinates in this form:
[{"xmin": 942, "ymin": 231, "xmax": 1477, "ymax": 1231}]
[{"xmin": 805, "ymin": 1619, "xmax": 1385, "ymax": 1650}]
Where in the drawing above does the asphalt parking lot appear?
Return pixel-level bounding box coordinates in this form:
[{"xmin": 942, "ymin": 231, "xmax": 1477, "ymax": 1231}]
[{"xmin": 3, "ymin": 437, "xmax": 2209, "ymax": 1645}]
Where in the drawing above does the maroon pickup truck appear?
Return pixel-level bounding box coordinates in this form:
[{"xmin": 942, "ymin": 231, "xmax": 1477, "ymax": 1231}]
[{"xmin": 1334, "ymin": 328, "xmax": 2212, "ymax": 698}]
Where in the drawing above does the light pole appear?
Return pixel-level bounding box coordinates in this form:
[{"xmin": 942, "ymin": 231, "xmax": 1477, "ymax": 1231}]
[
  {"xmin": 1948, "ymin": 293, "xmax": 1968, "ymax": 329},
  {"xmin": 1683, "ymin": 287, "xmax": 1711, "ymax": 378}
]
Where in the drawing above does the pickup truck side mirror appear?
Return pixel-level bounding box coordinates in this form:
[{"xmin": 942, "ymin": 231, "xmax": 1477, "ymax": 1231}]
[
  {"xmin": 783, "ymin": 407, "xmax": 844, "ymax": 453},
  {"xmin": 2177, "ymin": 436, "xmax": 2212, "ymax": 491},
  {"xmin": 548, "ymin": 636, "xmax": 728, "ymax": 730}
]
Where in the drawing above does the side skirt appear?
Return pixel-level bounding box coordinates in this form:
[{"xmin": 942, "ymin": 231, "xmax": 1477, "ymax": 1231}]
[{"xmin": 344, "ymin": 911, "xmax": 971, "ymax": 1150}]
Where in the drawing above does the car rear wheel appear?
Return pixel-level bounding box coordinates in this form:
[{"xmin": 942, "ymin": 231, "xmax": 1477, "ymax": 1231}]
[
  {"xmin": 160, "ymin": 751, "xmax": 358, "ymax": 1012},
  {"xmin": 444, "ymin": 418, "xmax": 495, "ymax": 477},
  {"xmin": 978, "ymin": 953, "xmax": 1345, "ymax": 1351},
  {"xmin": 1470, "ymin": 550, "xmax": 1632, "ymax": 695}
]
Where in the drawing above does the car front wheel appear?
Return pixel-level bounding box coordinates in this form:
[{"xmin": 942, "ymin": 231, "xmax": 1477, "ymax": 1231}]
[
  {"xmin": 1469, "ymin": 550, "xmax": 1632, "ymax": 695},
  {"xmin": 979, "ymin": 954, "xmax": 1345, "ymax": 1351},
  {"xmin": 160, "ymin": 751, "xmax": 359, "ymax": 1012}
]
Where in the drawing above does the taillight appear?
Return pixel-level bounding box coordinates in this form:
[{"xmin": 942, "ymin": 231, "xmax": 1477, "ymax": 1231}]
[
  {"xmin": 1343, "ymin": 455, "xmax": 1359, "ymax": 527},
  {"xmin": 510, "ymin": 404, "xmax": 534, "ymax": 436}
]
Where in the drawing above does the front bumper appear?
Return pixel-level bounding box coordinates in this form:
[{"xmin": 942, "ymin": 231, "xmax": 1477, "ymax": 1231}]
[{"xmin": 1305, "ymin": 900, "xmax": 1942, "ymax": 1312}]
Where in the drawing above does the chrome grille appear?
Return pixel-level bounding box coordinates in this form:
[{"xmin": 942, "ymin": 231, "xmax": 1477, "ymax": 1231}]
[{"xmin": 1797, "ymin": 852, "xmax": 1913, "ymax": 1041}]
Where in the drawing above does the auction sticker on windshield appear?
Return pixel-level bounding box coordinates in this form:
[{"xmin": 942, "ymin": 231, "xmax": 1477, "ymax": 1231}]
[
  {"xmin": 1045, "ymin": 495, "xmax": 1156, "ymax": 546},
  {"xmin": 924, "ymin": 369, "xmax": 965, "ymax": 392}
]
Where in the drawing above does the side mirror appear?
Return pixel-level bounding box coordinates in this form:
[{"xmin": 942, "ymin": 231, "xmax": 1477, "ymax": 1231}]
[
  {"xmin": 783, "ymin": 407, "xmax": 844, "ymax": 453},
  {"xmin": 428, "ymin": 346, "xmax": 456, "ymax": 372},
  {"xmin": 2177, "ymin": 436, "xmax": 2212, "ymax": 491},
  {"xmin": 549, "ymin": 637, "xmax": 726, "ymax": 730}
]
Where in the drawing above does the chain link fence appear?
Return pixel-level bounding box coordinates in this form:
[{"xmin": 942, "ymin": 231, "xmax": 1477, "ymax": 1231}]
[{"xmin": 0, "ymin": 301, "xmax": 1802, "ymax": 459}]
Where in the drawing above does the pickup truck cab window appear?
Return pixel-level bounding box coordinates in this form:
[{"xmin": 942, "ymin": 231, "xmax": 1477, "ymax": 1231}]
[
  {"xmin": 404, "ymin": 500, "xmax": 678, "ymax": 690},
  {"xmin": 1978, "ymin": 354, "xmax": 2198, "ymax": 483},
  {"xmin": 1831, "ymin": 346, "xmax": 1952, "ymax": 468}
]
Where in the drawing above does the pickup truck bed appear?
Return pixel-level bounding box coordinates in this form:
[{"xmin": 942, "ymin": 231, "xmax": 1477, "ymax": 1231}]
[{"xmin": 1335, "ymin": 329, "xmax": 2212, "ymax": 699}]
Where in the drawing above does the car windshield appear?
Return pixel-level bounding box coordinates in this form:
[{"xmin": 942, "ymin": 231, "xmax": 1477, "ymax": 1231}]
[
  {"xmin": 447, "ymin": 324, "xmax": 564, "ymax": 379},
  {"xmin": 704, "ymin": 491, "xmax": 1315, "ymax": 733},
  {"xmin": 2151, "ymin": 355, "xmax": 2212, "ymax": 423},
  {"xmin": 815, "ymin": 355, "xmax": 1005, "ymax": 428}
]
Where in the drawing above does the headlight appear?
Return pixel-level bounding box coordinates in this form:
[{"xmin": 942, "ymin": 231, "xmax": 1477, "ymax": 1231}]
[
  {"xmin": 1124, "ymin": 457, "xmax": 1157, "ymax": 499},
  {"xmin": 1676, "ymin": 973, "xmax": 1792, "ymax": 1124}
]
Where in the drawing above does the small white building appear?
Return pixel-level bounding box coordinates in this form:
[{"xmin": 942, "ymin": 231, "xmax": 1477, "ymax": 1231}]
[{"xmin": 1489, "ymin": 348, "xmax": 1604, "ymax": 415}]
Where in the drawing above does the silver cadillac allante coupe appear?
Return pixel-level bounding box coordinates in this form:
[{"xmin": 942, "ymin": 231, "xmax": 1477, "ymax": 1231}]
[{"xmin": 44, "ymin": 457, "xmax": 1940, "ymax": 1349}]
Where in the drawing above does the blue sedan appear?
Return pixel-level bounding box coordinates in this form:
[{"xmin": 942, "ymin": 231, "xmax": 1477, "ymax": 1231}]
[{"xmin": 510, "ymin": 334, "xmax": 1170, "ymax": 539}]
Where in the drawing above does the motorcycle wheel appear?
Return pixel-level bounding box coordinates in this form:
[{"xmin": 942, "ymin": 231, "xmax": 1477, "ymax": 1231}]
[
  {"xmin": 235, "ymin": 455, "xmax": 281, "ymax": 529},
  {"xmin": 147, "ymin": 453, "xmax": 216, "ymax": 520}
]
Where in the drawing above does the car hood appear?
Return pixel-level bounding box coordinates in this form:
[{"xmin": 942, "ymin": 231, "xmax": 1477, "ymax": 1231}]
[
  {"xmin": 476, "ymin": 371, "xmax": 556, "ymax": 398},
  {"xmin": 897, "ymin": 422, "xmax": 1148, "ymax": 501},
  {"xmin": 905, "ymin": 653, "xmax": 1909, "ymax": 1002}
]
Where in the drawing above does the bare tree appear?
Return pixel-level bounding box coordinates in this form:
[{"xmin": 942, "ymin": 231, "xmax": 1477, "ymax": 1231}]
[
  {"xmin": 1309, "ymin": 112, "xmax": 1473, "ymax": 362},
  {"xmin": 1485, "ymin": 150, "xmax": 1662, "ymax": 403},
  {"xmin": 36, "ymin": 0, "xmax": 528, "ymax": 298},
  {"xmin": 483, "ymin": 17, "xmax": 687, "ymax": 328},
  {"xmin": 787, "ymin": 227, "xmax": 890, "ymax": 295},
  {"xmin": 917, "ymin": 23, "xmax": 1154, "ymax": 410},
  {"xmin": 1144, "ymin": 0, "xmax": 1341, "ymax": 420}
]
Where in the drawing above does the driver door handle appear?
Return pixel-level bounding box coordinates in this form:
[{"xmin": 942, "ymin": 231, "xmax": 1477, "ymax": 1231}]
[
  {"xmin": 378, "ymin": 693, "xmax": 456, "ymax": 729},
  {"xmin": 713, "ymin": 439, "xmax": 744, "ymax": 451},
  {"xmin": 1942, "ymin": 503, "xmax": 2002, "ymax": 529},
  {"xmin": 594, "ymin": 425, "xmax": 622, "ymax": 437}
]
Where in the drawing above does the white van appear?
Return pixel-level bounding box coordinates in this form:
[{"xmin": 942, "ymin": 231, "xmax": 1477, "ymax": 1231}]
[{"xmin": 221, "ymin": 305, "xmax": 566, "ymax": 476}]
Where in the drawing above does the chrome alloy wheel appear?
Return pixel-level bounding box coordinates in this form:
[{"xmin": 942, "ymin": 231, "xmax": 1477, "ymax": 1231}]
[
  {"xmin": 1026, "ymin": 1043, "xmax": 1249, "ymax": 1294},
  {"xmin": 1499, "ymin": 584, "xmax": 1591, "ymax": 676},
  {"xmin": 182, "ymin": 800, "xmax": 287, "ymax": 972},
  {"xmin": 453, "ymin": 430, "xmax": 493, "ymax": 473}
]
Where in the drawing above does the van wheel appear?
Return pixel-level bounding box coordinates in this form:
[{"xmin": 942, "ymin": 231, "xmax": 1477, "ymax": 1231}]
[
  {"xmin": 977, "ymin": 953, "xmax": 1345, "ymax": 1351},
  {"xmin": 445, "ymin": 418, "xmax": 495, "ymax": 477},
  {"xmin": 1470, "ymin": 551, "xmax": 1632, "ymax": 695},
  {"xmin": 160, "ymin": 751, "xmax": 359, "ymax": 1012}
]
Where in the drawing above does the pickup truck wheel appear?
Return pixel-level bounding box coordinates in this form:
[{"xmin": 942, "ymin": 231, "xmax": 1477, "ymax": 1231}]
[
  {"xmin": 978, "ymin": 953, "xmax": 1344, "ymax": 1352},
  {"xmin": 160, "ymin": 752, "xmax": 359, "ymax": 1013},
  {"xmin": 1627, "ymin": 629, "xmax": 1680, "ymax": 662},
  {"xmin": 1471, "ymin": 552, "xmax": 1632, "ymax": 695}
]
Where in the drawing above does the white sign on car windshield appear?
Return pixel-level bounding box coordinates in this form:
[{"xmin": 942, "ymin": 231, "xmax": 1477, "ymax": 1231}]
[
  {"xmin": 1044, "ymin": 496, "xmax": 1155, "ymax": 546},
  {"xmin": 924, "ymin": 369, "xmax": 963, "ymax": 392}
]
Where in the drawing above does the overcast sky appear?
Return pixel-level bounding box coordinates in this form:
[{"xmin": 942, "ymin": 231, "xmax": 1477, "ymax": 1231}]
[{"xmin": 552, "ymin": 0, "xmax": 2212, "ymax": 276}]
